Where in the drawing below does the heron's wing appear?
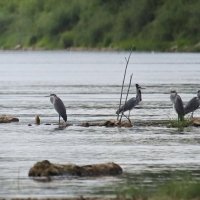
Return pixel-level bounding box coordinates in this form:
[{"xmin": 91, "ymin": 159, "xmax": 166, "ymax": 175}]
[
  {"xmin": 174, "ymin": 95, "xmax": 184, "ymax": 116},
  {"xmin": 54, "ymin": 98, "xmax": 67, "ymax": 122},
  {"xmin": 184, "ymin": 97, "xmax": 199, "ymax": 114},
  {"xmin": 116, "ymin": 97, "xmax": 137, "ymax": 114}
]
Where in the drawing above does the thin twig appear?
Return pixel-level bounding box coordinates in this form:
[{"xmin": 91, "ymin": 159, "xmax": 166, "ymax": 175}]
[
  {"xmin": 117, "ymin": 50, "xmax": 132, "ymax": 120},
  {"xmin": 119, "ymin": 73, "xmax": 133, "ymax": 123}
]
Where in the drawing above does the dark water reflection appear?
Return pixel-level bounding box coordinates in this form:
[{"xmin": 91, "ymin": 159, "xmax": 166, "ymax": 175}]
[{"xmin": 0, "ymin": 51, "xmax": 200, "ymax": 197}]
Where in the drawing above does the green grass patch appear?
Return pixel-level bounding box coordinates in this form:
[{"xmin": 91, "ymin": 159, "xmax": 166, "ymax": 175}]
[
  {"xmin": 152, "ymin": 180, "xmax": 200, "ymax": 200},
  {"xmin": 168, "ymin": 118, "xmax": 193, "ymax": 129},
  {"xmin": 93, "ymin": 170, "xmax": 200, "ymax": 199}
]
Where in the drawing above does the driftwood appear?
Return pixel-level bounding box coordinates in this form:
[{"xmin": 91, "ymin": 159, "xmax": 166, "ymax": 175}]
[
  {"xmin": 0, "ymin": 115, "xmax": 19, "ymax": 123},
  {"xmin": 28, "ymin": 160, "xmax": 123, "ymax": 177},
  {"xmin": 80, "ymin": 118, "xmax": 200, "ymax": 128},
  {"xmin": 2, "ymin": 114, "xmax": 197, "ymax": 128},
  {"xmin": 80, "ymin": 119, "xmax": 132, "ymax": 128},
  {"xmin": 33, "ymin": 118, "xmax": 200, "ymax": 128}
]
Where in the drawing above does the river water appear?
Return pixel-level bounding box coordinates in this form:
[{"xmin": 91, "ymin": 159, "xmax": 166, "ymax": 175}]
[{"xmin": 0, "ymin": 51, "xmax": 200, "ymax": 198}]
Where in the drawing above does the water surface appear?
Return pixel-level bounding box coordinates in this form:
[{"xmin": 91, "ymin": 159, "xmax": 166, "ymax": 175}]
[{"xmin": 0, "ymin": 51, "xmax": 200, "ymax": 197}]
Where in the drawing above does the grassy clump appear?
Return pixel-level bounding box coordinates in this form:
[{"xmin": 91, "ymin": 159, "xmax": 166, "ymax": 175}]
[{"xmin": 168, "ymin": 118, "xmax": 193, "ymax": 129}]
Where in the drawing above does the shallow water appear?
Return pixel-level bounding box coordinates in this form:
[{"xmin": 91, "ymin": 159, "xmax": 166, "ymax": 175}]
[{"xmin": 0, "ymin": 51, "xmax": 200, "ymax": 197}]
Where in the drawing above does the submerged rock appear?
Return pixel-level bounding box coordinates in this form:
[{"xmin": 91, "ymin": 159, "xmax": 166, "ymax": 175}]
[
  {"xmin": 29, "ymin": 118, "xmax": 200, "ymax": 128},
  {"xmin": 81, "ymin": 119, "xmax": 132, "ymax": 127},
  {"xmin": 28, "ymin": 160, "xmax": 123, "ymax": 177},
  {"xmin": 0, "ymin": 115, "xmax": 19, "ymax": 123}
]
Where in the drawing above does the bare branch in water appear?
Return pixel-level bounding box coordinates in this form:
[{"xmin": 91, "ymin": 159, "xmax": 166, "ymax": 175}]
[
  {"xmin": 119, "ymin": 73, "xmax": 133, "ymax": 123},
  {"xmin": 117, "ymin": 50, "xmax": 132, "ymax": 120}
]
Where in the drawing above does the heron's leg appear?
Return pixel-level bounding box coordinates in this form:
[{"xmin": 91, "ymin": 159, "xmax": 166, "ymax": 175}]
[
  {"xmin": 123, "ymin": 113, "xmax": 132, "ymax": 124},
  {"xmin": 59, "ymin": 115, "xmax": 60, "ymax": 125},
  {"xmin": 178, "ymin": 115, "xmax": 184, "ymax": 122},
  {"xmin": 122, "ymin": 113, "xmax": 128, "ymax": 120},
  {"xmin": 128, "ymin": 110, "xmax": 131, "ymax": 118},
  {"xmin": 191, "ymin": 112, "xmax": 194, "ymax": 119},
  {"xmin": 127, "ymin": 111, "xmax": 132, "ymax": 124},
  {"xmin": 127, "ymin": 117, "xmax": 132, "ymax": 124}
]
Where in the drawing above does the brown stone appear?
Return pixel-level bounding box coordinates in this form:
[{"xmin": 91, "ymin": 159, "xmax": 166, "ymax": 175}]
[
  {"xmin": 0, "ymin": 115, "xmax": 19, "ymax": 123},
  {"xmin": 28, "ymin": 160, "xmax": 122, "ymax": 177},
  {"xmin": 35, "ymin": 115, "xmax": 40, "ymax": 125},
  {"xmin": 192, "ymin": 117, "xmax": 200, "ymax": 126}
]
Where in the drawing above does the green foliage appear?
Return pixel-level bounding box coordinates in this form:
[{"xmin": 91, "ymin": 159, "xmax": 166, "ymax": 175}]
[
  {"xmin": 60, "ymin": 31, "xmax": 74, "ymax": 48},
  {"xmin": 0, "ymin": 0, "xmax": 199, "ymax": 50}
]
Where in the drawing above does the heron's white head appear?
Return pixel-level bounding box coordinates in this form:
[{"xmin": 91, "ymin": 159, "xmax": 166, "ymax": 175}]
[
  {"xmin": 170, "ymin": 90, "xmax": 177, "ymax": 104},
  {"xmin": 49, "ymin": 94, "xmax": 57, "ymax": 104},
  {"xmin": 50, "ymin": 93, "xmax": 57, "ymax": 97}
]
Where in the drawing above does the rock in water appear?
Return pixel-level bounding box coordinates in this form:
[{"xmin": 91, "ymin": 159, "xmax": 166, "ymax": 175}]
[
  {"xmin": 192, "ymin": 117, "xmax": 200, "ymax": 126},
  {"xmin": 0, "ymin": 115, "xmax": 19, "ymax": 123},
  {"xmin": 28, "ymin": 160, "xmax": 123, "ymax": 177},
  {"xmin": 80, "ymin": 119, "xmax": 132, "ymax": 127}
]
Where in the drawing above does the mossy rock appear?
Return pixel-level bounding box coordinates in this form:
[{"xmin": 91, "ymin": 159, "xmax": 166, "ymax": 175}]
[
  {"xmin": 28, "ymin": 160, "xmax": 123, "ymax": 177},
  {"xmin": 0, "ymin": 115, "xmax": 19, "ymax": 123}
]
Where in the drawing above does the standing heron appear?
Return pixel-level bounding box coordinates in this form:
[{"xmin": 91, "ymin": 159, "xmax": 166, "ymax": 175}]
[
  {"xmin": 48, "ymin": 94, "xmax": 67, "ymax": 125},
  {"xmin": 184, "ymin": 90, "xmax": 200, "ymax": 118},
  {"xmin": 170, "ymin": 90, "xmax": 184, "ymax": 121},
  {"xmin": 116, "ymin": 84, "xmax": 144, "ymax": 122}
]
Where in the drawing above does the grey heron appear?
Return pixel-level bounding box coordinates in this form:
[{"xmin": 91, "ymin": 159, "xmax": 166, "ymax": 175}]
[
  {"xmin": 116, "ymin": 83, "xmax": 144, "ymax": 122},
  {"xmin": 48, "ymin": 94, "xmax": 67, "ymax": 125},
  {"xmin": 170, "ymin": 90, "xmax": 184, "ymax": 121},
  {"xmin": 184, "ymin": 90, "xmax": 200, "ymax": 118}
]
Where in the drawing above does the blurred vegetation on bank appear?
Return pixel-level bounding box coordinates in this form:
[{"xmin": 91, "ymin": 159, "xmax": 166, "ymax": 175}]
[
  {"xmin": 95, "ymin": 170, "xmax": 200, "ymax": 200},
  {"xmin": 116, "ymin": 180, "xmax": 200, "ymax": 200},
  {"xmin": 0, "ymin": 0, "xmax": 199, "ymax": 51}
]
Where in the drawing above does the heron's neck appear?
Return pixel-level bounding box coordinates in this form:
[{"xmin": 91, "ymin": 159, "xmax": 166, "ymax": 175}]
[
  {"xmin": 170, "ymin": 93, "xmax": 177, "ymax": 104},
  {"xmin": 136, "ymin": 89, "xmax": 142, "ymax": 101},
  {"xmin": 50, "ymin": 96, "xmax": 55, "ymax": 104}
]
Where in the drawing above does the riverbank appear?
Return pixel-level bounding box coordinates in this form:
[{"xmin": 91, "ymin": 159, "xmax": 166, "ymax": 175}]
[
  {"xmin": 0, "ymin": 1, "xmax": 199, "ymax": 52},
  {"xmin": 1, "ymin": 44, "xmax": 200, "ymax": 52}
]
